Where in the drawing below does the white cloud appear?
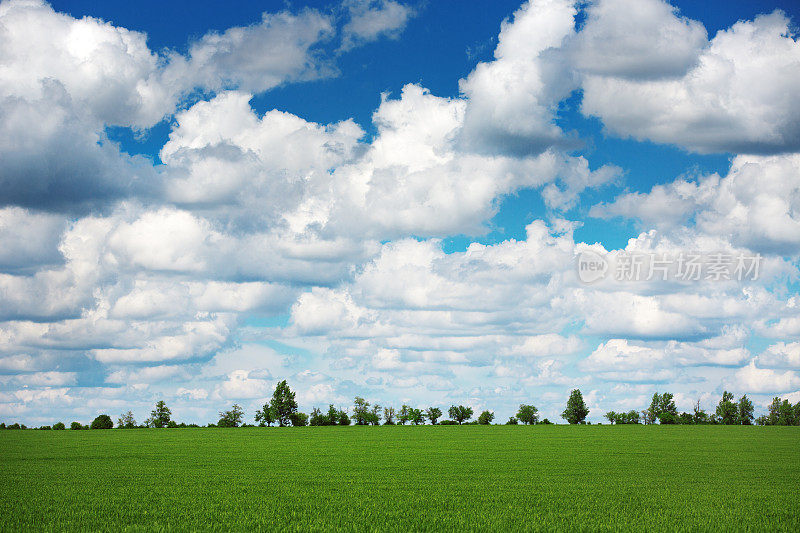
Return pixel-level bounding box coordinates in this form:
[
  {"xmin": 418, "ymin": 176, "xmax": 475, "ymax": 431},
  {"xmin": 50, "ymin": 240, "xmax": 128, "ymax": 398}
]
[
  {"xmin": 569, "ymin": 0, "xmax": 707, "ymax": 80},
  {"xmin": 458, "ymin": 0, "xmax": 578, "ymax": 155},
  {"xmin": 592, "ymin": 154, "xmax": 800, "ymax": 254},
  {"xmin": 340, "ymin": 0, "xmax": 414, "ymax": 51},
  {"xmin": 757, "ymin": 342, "xmax": 800, "ymax": 369},
  {"xmin": 730, "ymin": 360, "xmax": 800, "ymax": 393},
  {"xmin": 581, "ymin": 11, "xmax": 800, "ymax": 154},
  {"xmin": 106, "ymin": 365, "xmax": 189, "ymax": 385}
]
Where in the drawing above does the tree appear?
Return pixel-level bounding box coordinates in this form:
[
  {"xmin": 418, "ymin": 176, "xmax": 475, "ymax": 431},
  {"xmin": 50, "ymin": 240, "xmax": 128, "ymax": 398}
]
[
  {"xmin": 562, "ymin": 389, "xmax": 589, "ymax": 424},
  {"xmin": 338, "ymin": 410, "xmax": 351, "ymax": 426},
  {"xmin": 328, "ymin": 405, "xmax": 341, "ymax": 426},
  {"xmin": 117, "ymin": 411, "xmax": 136, "ymax": 429},
  {"xmin": 738, "ymin": 395, "xmax": 754, "ymax": 425},
  {"xmin": 353, "ymin": 397, "xmax": 370, "ymax": 425},
  {"xmin": 271, "ymin": 380, "xmax": 298, "ymax": 427},
  {"xmin": 716, "ymin": 391, "xmax": 739, "ymax": 425},
  {"xmin": 477, "ymin": 410, "xmax": 494, "ymax": 425},
  {"xmin": 448, "ymin": 405, "xmax": 473, "ymax": 425},
  {"xmin": 604, "ymin": 411, "xmax": 617, "ymax": 425},
  {"xmin": 649, "ymin": 392, "xmax": 678, "ymax": 424},
  {"xmin": 255, "ymin": 403, "xmax": 276, "ymax": 427},
  {"xmin": 641, "ymin": 408, "xmax": 655, "ymax": 425},
  {"xmin": 70, "ymin": 421, "xmax": 83, "ymax": 430},
  {"xmin": 408, "ymin": 408, "xmax": 425, "ymax": 425},
  {"xmin": 506, "ymin": 417, "xmax": 519, "ymax": 425},
  {"xmin": 289, "ymin": 412, "xmax": 308, "ymax": 427},
  {"xmin": 517, "ymin": 404, "xmax": 539, "ymax": 425},
  {"xmin": 692, "ymin": 400, "xmax": 709, "ymax": 424},
  {"xmin": 368, "ymin": 404, "xmax": 382, "ymax": 425},
  {"xmin": 218, "ymin": 404, "xmax": 244, "ymax": 427},
  {"xmin": 398, "ymin": 405, "xmax": 410, "ymax": 425},
  {"xmin": 53, "ymin": 422, "xmax": 66, "ymax": 430},
  {"xmin": 310, "ymin": 408, "xmax": 327, "ymax": 426},
  {"xmin": 425, "ymin": 407, "xmax": 442, "ymax": 425},
  {"xmin": 621, "ymin": 410, "xmax": 640, "ymax": 424},
  {"xmin": 779, "ymin": 399, "xmax": 797, "ymax": 425},
  {"xmin": 91, "ymin": 414, "xmax": 113, "ymax": 430},
  {"xmin": 383, "ymin": 407, "xmax": 396, "ymax": 425},
  {"xmin": 147, "ymin": 400, "xmax": 172, "ymax": 428}
]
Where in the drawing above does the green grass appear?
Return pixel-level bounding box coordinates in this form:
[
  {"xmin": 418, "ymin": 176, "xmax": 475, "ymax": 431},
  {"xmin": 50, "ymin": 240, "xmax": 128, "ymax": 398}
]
[{"xmin": 1, "ymin": 425, "xmax": 798, "ymax": 531}]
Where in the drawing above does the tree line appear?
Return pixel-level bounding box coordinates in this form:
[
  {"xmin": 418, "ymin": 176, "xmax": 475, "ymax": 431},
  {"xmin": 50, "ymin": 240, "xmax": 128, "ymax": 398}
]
[{"xmin": 2, "ymin": 383, "xmax": 799, "ymax": 430}]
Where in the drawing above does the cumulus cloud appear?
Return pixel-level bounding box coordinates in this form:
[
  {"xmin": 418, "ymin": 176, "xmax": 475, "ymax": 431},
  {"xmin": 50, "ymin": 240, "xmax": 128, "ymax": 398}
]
[
  {"xmin": 730, "ymin": 361, "xmax": 800, "ymax": 394},
  {"xmin": 580, "ymin": 10, "xmax": 800, "ymax": 154},
  {"xmin": 340, "ymin": 0, "xmax": 414, "ymax": 51},
  {"xmin": 592, "ymin": 154, "xmax": 800, "ymax": 254},
  {"xmin": 2, "ymin": 0, "xmax": 799, "ymax": 424},
  {"xmin": 458, "ymin": 0, "xmax": 578, "ymax": 156},
  {"xmin": 569, "ymin": 0, "xmax": 707, "ymax": 80}
]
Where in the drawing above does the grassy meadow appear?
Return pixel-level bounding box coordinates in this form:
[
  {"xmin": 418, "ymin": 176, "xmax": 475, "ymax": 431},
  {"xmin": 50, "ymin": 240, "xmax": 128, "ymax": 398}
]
[{"xmin": 1, "ymin": 425, "xmax": 798, "ymax": 531}]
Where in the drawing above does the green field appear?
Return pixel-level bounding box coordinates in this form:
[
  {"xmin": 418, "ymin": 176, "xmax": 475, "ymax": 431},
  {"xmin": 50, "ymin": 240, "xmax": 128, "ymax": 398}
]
[{"xmin": 1, "ymin": 425, "xmax": 798, "ymax": 531}]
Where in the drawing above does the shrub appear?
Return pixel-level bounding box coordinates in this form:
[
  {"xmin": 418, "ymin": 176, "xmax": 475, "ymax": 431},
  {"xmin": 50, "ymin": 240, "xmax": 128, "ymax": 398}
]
[
  {"xmin": 53, "ymin": 422, "xmax": 66, "ymax": 430},
  {"xmin": 91, "ymin": 415, "xmax": 113, "ymax": 430},
  {"xmin": 289, "ymin": 412, "xmax": 309, "ymax": 427},
  {"xmin": 70, "ymin": 421, "xmax": 83, "ymax": 430},
  {"xmin": 439, "ymin": 420, "xmax": 458, "ymax": 425}
]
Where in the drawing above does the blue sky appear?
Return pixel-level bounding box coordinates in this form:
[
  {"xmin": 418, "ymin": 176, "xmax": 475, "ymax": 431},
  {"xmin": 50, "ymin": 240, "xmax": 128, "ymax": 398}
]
[{"xmin": 1, "ymin": 0, "xmax": 800, "ymax": 426}]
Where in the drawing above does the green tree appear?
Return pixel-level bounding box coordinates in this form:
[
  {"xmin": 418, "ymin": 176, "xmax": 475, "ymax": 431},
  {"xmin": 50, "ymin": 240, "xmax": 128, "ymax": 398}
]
[
  {"xmin": 53, "ymin": 422, "xmax": 66, "ymax": 430},
  {"xmin": 91, "ymin": 414, "xmax": 113, "ymax": 430},
  {"xmin": 289, "ymin": 412, "xmax": 308, "ymax": 427},
  {"xmin": 477, "ymin": 410, "xmax": 494, "ymax": 425},
  {"xmin": 650, "ymin": 392, "xmax": 678, "ymax": 424},
  {"xmin": 70, "ymin": 421, "xmax": 83, "ymax": 430},
  {"xmin": 408, "ymin": 408, "xmax": 425, "ymax": 425},
  {"xmin": 117, "ymin": 410, "xmax": 136, "ymax": 429},
  {"xmin": 716, "ymin": 391, "xmax": 739, "ymax": 425},
  {"xmin": 147, "ymin": 400, "xmax": 172, "ymax": 428},
  {"xmin": 353, "ymin": 397, "xmax": 370, "ymax": 425},
  {"xmin": 692, "ymin": 400, "xmax": 709, "ymax": 424},
  {"xmin": 218, "ymin": 404, "xmax": 244, "ymax": 427},
  {"xmin": 517, "ymin": 404, "xmax": 539, "ymax": 425},
  {"xmin": 338, "ymin": 410, "xmax": 351, "ymax": 426},
  {"xmin": 367, "ymin": 404, "xmax": 382, "ymax": 425},
  {"xmin": 327, "ymin": 404, "xmax": 341, "ymax": 426},
  {"xmin": 604, "ymin": 411, "xmax": 617, "ymax": 425},
  {"xmin": 309, "ymin": 407, "xmax": 326, "ymax": 426},
  {"xmin": 506, "ymin": 417, "xmax": 519, "ymax": 425},
  {"xmin": 255, "ymin": 403, "xmax": 276, "ymax": 427},
  {"xmin": 271, "ymin": 380, "xmax": 298, "ymax": 427},
  {"xmin": 398, "ymin": 405, "xmax": 410, "ymax": 425},
  {"xmin": 562, "ymin": 389, "xmax": 589, "ymax": 424},
  {"xmin": 425, "ymin": 407, "xmax": 442, "ymax": 425},
  {"xmin": 738, "ymin": 395, "xmax": 754, "ymax": 425},
  {"xmin": 448, "ymin": 405, "xmax": 473, "ymax": 425},
  {"xmin": 383, "ymin": 407, "xmax": 396, "ymax": 425},
  {"xmin": 779, "ymin": 399, "xmax": 797, "ymax": 425}
]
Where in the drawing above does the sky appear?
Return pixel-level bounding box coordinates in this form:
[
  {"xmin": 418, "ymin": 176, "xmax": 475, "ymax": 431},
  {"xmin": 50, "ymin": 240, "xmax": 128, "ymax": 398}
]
[{"xmin": 1, "ymin": 0, "xmax": 800, "ymax": 426}]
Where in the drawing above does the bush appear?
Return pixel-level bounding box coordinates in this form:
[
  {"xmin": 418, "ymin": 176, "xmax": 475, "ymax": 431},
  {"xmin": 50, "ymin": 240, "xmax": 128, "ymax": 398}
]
[
  {"xmin": 439, "ymin": 420, "xmax": 458, "ymax": 425},
  {"xmin": 506, "ymin": 417, "xmax": 519, "ymax": 425},
  {"xmin": 70, "ymin": 421, "xmax": 83, "ymax": 430},
  {"xmin": 289, "ymin": 412, "xmax": 309, "ymax": 427},
  {"xmin": 91, "ymin": 415, "xmax": 113, "ymax": 430},
  {"xmin": 53, "ymin": 422, "xmax": 66, "ymax": 430},
  {"xmin": 38, "ymin": 425, "xmax": 52, "ymax": 430}
]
